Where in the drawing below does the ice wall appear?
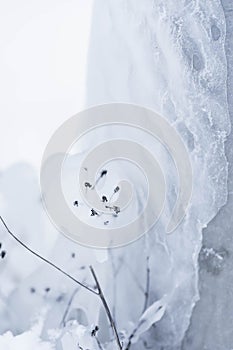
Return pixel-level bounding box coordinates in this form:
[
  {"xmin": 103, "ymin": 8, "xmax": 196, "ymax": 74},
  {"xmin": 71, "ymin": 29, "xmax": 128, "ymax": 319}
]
[{"xmin": 85, "ymin": 0, "xmax": 230, "ymax": 348}]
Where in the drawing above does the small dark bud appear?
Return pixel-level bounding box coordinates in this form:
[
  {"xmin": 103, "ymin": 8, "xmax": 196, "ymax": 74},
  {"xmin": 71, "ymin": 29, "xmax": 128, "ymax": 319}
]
[
  {"xmin": 113, "ymin": 206, "xmax": 120, "ymax": 214},
  {"xmin": 100, "ymin": 170, "xmax": 108, "ymax": 178},
  {"xmin": 30, "ymin": 287, "xmax": 36, "ymax": 294},
  {"xmin": 45, "ymin": 287, "xmax": 50, "ymax": 293},
  {"xmin": 91, "ymin": 325, "xmax": 99, "ymax": 337},
  {"xmin": 84, "ymin": 182, "xmax": 92, "ymax": 188},
  {"xmin": 56, "ymin": 294, "xmax": 64, "ymax": 302},
  {"xmin": 1, "ymin": 251, "xmax": 6, "ymax": 259},
  {"xmin": 73, "ymin": 200, "xmax": 79, "ymax": 207},
  {"xmin": 102, "ymin": 195, "xmax": 108, "ymax": 203},
  {"xmin": 114, "ymin": 186, "xmax": 120, "ymax": 193},
  {"xmin": 91, "ymin": 208, "xmax": 99, "ymax": 216}
]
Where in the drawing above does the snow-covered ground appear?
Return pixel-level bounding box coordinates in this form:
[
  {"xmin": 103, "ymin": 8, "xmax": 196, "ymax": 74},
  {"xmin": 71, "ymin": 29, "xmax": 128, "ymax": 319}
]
[{"xmin": 0, "ymin": 1, "xmax": 232, "ymax": 349}]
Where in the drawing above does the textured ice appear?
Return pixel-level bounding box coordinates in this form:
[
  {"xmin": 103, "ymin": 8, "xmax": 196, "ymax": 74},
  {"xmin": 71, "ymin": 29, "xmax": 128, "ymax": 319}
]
[{"xmin": 85, "ymin": 0, "xmax": 230, "ymax": 348}]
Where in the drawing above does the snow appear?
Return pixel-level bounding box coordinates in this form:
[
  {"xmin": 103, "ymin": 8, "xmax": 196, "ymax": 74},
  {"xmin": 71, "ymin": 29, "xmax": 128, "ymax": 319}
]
[{"xmin": 0, "ymin": 328, "xmax": 54, "ymax": 350}]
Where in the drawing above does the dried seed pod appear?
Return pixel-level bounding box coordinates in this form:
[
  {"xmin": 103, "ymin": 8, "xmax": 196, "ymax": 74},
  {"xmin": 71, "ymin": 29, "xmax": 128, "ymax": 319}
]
[
  {"xmin": 100, "ymin": 170, "xmax": 108, "ymax": 177},
  {"xmin": 1, "ymin": 251, "xmax": 6, "ymax": 259},
  {"xmin": 91, "ymin": 208, "xmax": 99, "ymax": 216},
  {"xmin": 114, "ymin": 186, "xmax": 120, "ymax": 193},
  {"xmin": 102, "ymin": 195, "xmax": 108, "ymax": 203}
]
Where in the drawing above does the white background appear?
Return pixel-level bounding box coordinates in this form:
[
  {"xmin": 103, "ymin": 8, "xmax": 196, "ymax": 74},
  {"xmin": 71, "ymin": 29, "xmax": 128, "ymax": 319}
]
[{"xmin": 0, "ymin": 0, "xmax": 93, "ymax": 170}]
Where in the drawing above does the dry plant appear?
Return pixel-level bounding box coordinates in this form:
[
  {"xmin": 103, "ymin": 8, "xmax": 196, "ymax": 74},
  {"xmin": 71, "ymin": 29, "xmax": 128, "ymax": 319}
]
[{"xmin": 0, "ymin": 215, "xmax": 165, "ymax": 349}]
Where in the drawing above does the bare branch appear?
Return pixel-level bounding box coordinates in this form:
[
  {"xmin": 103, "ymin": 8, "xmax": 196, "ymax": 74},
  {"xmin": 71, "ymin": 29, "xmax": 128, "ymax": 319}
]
[
  {"xmin": 143, "ymin": 256, "xmax": 150, "ymax": 313},
  {"xmin": 91, "ymin": 326, "xmax": 104, "ymax": 350},
  {"xmin": 0, "ymin": 215, "xmax": 122, "ymax": 350},
  {"xmin": 122, "ymin": 257, "xmax": 144, "ymax": 294},
  {"xmin": 109, "ymin": 249, "xmax": 117, "ymax": 320},
  {"xmin": 60, "ymin": 287, "xmax": 79, "ymax": 327},
  {"xmin": 95, "ymin": 336, "xmax": 104, "ymax": 350},
  {"xmin": 125, "ymin": 324, "xmax": 139, "ymax": 350},
  {"xmin": 89, "ymin": 266, "xmax": 122, "ymax": 350},
  {"xmin": 0, "ymin": 216, "xmax": 97, "ymax": 295},
  {"xmin": 126, "ymin": 255, "xmax": 151, "ymax": 350}
]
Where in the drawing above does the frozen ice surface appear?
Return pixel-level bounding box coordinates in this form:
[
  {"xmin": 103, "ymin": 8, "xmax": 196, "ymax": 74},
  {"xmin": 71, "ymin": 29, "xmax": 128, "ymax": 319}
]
[
  {"xmin": 182, "ymin": 1, "xmax": 233, "ymax": 349},
  {"xmin": 86, "ymin": 0, "xmax": 230, "ymax": 349}
]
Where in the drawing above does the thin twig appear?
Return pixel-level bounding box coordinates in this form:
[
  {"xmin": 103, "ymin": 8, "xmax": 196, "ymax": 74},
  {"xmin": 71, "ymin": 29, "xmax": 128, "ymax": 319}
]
[
  {"xmin": 91, "ymin": 326, "xmax": 104, "ymax": 350},
  {"xmin": 126, "ymin": 255, "xmax": 151, "ymax": 350},
  {"xmin": 95, "ymin": 335, "xmax": 104, "ymax": 350},
  {"xmin": 125, "ymin": 323, "xmax": 141, "ymax": 350},
  {"xmin": 89, "ymin": 266, "xmax": 122, "ymax": 350},
  {"xmin": 91, "ymin": 169, "xmax": 108, "ymax": 190},
  {"xmin": 60, "ymin": 287, "xmax": 79, "ymax": 327},
  {"xmin": 0, "ymin": 216, "xmax": 97, "ymax": 295},
  {"xmin": 122, "ymin": 257, "xmax": 144, "ymax": 294},
  {"xmin": 109, "ymin": 252, "xmax": 116, "ymax": 321},
  {"xmin": 0, "ymin": 215, "xmax": 122, "ymax": 350},
  {"xmin": 143, "ymin": 256, "xmax": 150, "ymax": 313}
]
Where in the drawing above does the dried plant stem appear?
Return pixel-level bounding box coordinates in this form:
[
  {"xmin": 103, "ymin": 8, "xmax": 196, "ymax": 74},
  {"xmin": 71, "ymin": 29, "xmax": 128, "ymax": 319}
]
[
  {"xmin": 0, "ymin": 216, "xmax": 97, "ymax": 294},
  {"xmin": 95, "ymin": 335, "xmax": 104, "ymax": 350},
  {"xmin": 90, "ymin": 266, "xmax": 122, "ymax": 350},
  {"xmin": 143, "ymin": 256, "xmax": 150, "ymax": 313},
  {"xmin": 0, "ymin": 215, "xmax": 122, "ymax": 350},
  {"xmin": 126, "ymin": 255, "xmax": 151, "ymax": 350},
  {"xmin": 125, "ymin": 325, "xmax": 138, "ymax": 350},
  {"xmin": 60, "ymin": 287, "xmax": 79, "ymax": 327}
]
